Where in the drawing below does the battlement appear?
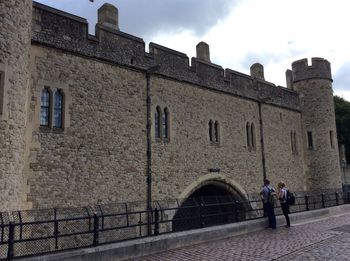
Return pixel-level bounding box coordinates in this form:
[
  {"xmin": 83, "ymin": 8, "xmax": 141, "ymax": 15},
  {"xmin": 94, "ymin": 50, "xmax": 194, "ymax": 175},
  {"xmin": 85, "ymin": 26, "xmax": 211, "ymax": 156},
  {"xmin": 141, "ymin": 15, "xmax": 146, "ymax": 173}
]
[
  {"xmin": 31, "ymin": 1, "xmax": 300, "ymax": 111},
  {"xmin": 292, "ymin": 58, "xmax": 332, "ymax": 83}
]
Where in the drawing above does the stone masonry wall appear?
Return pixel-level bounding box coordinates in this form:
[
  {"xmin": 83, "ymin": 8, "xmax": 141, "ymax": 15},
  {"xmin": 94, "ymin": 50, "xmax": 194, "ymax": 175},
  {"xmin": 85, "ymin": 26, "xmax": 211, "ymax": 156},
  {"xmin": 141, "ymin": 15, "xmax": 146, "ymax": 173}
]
[
  {"xmin": 0, "ymin": 0, "xmax": 32, "ymax": 211},
  {"xmin": 27, "ymin": 45, "xmax": 147, "ymax": 208},
  {"xmin": 262, "ymin": 104, "xmax": 305, "ymax": 190},
  {"xmin": 150, "ymin": 76, "xmax": 304, "ymax": 199}
]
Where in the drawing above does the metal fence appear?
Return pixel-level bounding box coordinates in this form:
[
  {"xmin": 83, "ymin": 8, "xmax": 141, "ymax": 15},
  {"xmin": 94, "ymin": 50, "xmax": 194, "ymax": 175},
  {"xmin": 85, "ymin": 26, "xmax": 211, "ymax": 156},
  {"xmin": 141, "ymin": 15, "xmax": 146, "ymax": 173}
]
[{"xmin": 0, "ymin": 190, "xmax": 348, "ymax": 260}]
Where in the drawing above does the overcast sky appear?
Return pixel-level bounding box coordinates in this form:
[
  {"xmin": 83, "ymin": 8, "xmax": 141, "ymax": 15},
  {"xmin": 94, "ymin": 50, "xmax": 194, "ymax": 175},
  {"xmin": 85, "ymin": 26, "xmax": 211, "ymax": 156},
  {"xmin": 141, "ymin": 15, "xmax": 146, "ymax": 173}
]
[{"xmin": 35, "ymin": 0, "xmax": 350, "ymax": 101}]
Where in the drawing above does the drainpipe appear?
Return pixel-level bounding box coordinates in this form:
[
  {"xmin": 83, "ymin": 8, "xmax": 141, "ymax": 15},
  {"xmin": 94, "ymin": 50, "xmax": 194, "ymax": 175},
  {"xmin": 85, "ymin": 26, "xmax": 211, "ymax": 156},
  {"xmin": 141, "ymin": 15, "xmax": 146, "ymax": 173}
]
[
  {"xmin": 258, "ymin": 100, "xmax": 267, "ymax": 181},
  {"xmin": 145, "ymin": 65, "xmax": 160, "ymax": 236}
]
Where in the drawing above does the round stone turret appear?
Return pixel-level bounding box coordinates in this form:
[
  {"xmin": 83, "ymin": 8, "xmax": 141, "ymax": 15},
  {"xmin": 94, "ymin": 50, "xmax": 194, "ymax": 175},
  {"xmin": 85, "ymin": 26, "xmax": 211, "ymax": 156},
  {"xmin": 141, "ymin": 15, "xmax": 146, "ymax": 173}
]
[
  {"xmin": 0, "ymin": 0, "xmax": 32, "ymax": 211},
  {"xmin": 292, "ymin": 58, "xmax": 342, "ymax": 190},
  {"xmin": 98, "ymin": 3, "xmax": 119, "ymax": 31}
]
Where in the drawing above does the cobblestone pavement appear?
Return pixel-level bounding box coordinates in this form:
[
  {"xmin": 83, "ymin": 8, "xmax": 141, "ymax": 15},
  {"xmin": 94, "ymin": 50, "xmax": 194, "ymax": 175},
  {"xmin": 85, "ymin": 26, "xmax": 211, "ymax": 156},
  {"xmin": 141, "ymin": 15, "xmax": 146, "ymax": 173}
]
[{"xmin": 129, "ymin": 213, "xmax": 350, "ymax": 260}]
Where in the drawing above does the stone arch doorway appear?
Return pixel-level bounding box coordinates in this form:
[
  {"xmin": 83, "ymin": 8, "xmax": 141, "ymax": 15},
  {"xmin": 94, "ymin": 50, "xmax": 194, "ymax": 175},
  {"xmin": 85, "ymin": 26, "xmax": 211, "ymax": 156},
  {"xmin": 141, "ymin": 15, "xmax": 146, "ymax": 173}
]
[{"xmin": 172, "ymin": 179, "xmax": 248, "ymax": 232}]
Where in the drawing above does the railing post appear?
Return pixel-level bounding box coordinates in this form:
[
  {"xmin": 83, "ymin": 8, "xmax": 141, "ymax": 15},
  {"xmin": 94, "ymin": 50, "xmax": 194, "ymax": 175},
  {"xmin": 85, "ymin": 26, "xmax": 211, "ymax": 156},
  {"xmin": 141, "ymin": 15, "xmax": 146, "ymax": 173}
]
[
  {"xmin": 7, "ymin": 222, "xmax": 14, "ymax": 260},
  {"xmin": 335, "ymin": 192, "xmax": 339, "ymax": 206},
  {"xmin": 262, "ymin": 199, "xmax": 266, "ymax": 217},
  {"xmin": 54, "ymin": 208, "xmax": 59, "ymax": 249},
  {"xmin": 234, "ymin": 201, "xmax": 239, "ymax": 221},
  {"xmin": 305, "ymin": 195, "xmax": 309, "ymax": 211},
  {"xmin": 321, "ymin": 193, "xmax": 325, "ymax": 208},
  {"xmin": 154, "ymin": 208, "xmax": 159, "ymax": 236},
  {"xmin": 347, "ymin": 191, "xmax": 350, "ymax": 204},
  {"xmin": 199, "ymin": 203, "xmax": 204, "ymax": 228},
  {"xmin": 92, "ymin": 213, "xmax": 99, "ymax": 246}
]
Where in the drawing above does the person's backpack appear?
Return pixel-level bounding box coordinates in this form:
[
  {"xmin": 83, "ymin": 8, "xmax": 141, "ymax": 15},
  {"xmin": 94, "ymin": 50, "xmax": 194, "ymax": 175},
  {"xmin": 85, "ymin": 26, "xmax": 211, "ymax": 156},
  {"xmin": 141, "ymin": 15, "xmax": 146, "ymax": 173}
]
[
  {"xmin": 286, "ymin": 190, "xmax": 295, "ymax": 205},
  {"xmin": 268, "ymin": 188, "xmax": 278, "ymax": 205}
]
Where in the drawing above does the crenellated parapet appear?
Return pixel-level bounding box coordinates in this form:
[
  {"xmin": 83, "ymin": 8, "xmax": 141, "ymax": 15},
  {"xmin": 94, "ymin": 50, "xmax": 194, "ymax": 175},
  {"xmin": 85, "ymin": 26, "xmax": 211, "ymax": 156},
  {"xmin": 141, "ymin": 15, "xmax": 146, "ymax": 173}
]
[
  {"xmin": 31, "ymin": 1, "xmax": 300, "ymax": 111},
  {"xmin": 292, "ymin": 58, "xmax": 332, "ymax": 83}
]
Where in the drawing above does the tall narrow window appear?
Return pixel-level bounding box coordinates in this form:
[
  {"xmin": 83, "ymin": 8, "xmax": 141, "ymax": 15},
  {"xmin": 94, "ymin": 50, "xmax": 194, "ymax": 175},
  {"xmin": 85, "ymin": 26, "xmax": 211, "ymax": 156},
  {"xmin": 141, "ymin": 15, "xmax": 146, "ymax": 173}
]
[
  {"xmin": 53, "ymin": 90, "xmax": 63, "ymax": 128},
  {"xmin": 209, "ymin": 120, "xmax": 213, "ymax": 142},
  {"xmin": 0, "ymin": 71, "xmax": 4, "ymax": 115},
  {"xmin": 163, "ymin": 108, "xmax": 169, "ymax": 139},
  {"xmin": 155, "ymin": 106, "xmax": 161, "ymax": 139},
  {"xmin": 246, "ymin": 122, "xmax": 251, "ymax": 148},
  {"xmin": 293, "ymin": 131, "xmax": 297, "ymax": 153},
  {"xmin": 307, "ymin": 131, "xmax": 313, "ymax": 149},
  {"xmin": 251, "ymin": 123, "xmax": 256, "ymax": 150},
  {"xmin": 214, "ymin": 121, "xmax": 219, "ymax": 142},
  {"xmin": 40, "ymin": 88, "xmax": 50, "ymax": 126},
  {"xmin": 330, "ymin": 130, "xmax": 334, "ymax": 148}
]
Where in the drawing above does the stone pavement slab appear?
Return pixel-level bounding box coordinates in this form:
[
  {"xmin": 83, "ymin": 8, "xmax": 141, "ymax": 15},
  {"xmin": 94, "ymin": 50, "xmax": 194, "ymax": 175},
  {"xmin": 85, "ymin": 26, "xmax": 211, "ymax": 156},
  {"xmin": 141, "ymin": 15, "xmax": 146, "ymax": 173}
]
[{"xmin": 129, "ymin": 212, "xmax": 350, "ymax": 260}]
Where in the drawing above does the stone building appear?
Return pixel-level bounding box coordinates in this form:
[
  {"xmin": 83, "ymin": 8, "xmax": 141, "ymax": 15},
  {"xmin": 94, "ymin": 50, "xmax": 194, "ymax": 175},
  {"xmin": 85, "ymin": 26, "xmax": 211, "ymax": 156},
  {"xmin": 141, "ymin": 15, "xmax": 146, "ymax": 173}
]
[{"xmin": 0, "ymin": 1, "xmax": 342, "ymax": 212}]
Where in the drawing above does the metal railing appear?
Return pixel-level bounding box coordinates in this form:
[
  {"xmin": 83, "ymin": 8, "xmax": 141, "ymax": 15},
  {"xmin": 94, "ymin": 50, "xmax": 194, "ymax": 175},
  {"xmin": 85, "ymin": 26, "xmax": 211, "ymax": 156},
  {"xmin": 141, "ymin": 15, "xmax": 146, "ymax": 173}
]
[{"xmin": 0, "ymin": 190, "xmax": 348, "ymax": 260}]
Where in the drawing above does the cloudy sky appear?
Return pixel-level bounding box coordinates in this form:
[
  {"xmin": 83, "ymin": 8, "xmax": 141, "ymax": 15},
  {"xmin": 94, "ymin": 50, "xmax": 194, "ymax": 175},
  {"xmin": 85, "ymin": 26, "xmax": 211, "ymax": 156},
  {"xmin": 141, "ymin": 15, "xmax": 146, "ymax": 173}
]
[{"xmin": 35, "ymin": 0, "xmax": 350, "ymax": 100}]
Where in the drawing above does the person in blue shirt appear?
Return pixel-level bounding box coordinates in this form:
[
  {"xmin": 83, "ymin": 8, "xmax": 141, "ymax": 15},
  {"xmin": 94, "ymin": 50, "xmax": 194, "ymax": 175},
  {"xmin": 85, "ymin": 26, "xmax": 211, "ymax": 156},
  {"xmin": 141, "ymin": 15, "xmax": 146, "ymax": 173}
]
[{"xmin": 260, "ymin": 179, "xmax": 276, "ymax": 229}]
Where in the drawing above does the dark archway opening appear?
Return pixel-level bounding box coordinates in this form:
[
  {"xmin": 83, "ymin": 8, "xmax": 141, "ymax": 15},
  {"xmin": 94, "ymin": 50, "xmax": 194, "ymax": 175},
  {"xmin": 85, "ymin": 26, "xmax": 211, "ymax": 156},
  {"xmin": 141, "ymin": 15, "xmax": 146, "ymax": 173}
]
[{"xmin": 172, "ymin": 183, "xmax": 247, "ymax": 232}]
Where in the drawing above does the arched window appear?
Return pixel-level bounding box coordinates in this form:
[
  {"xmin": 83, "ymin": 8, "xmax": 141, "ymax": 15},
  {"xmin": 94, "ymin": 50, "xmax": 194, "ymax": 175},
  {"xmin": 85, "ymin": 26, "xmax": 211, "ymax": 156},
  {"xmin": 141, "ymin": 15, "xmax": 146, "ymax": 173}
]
[
  {"xmin": 53, "ymin": 90, "xmax": 63, "ymax": 128},
  {"xmin": 209, "ymin": 120, "xmax": 213, "ymax": 142},
  {"xmin": 246, "ymin": 122, "xmax": 251, "ymax": 148},
  {"xmin": 330, "ymin": 130, "xmax": 334, "ymax": 148},
  {"xmin": 251, "ymin": 123, "xmax": 255, "ymax": 150},
  {"xmin": 214, "ymin": 121, "xmax": 219, "ymax": 142},
  {"xmin": 155, "ymin": 106, "xmax": 162, "ymax": 139},
  {"xmin": 40, "ymin": 88, "xmax": 50, "ymax": 126},
  {"xmin": 163, "ymin": 108, "xmax": 169, "ymax": 139}
]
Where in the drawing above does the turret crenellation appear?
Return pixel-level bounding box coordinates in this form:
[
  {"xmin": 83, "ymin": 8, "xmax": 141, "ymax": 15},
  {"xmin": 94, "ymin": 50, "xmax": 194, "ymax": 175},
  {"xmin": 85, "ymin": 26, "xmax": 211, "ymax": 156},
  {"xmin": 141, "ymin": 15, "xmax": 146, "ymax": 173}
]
[{"xmin": 292, "ymin": 57, "xmax": 332, "ymax": 83}]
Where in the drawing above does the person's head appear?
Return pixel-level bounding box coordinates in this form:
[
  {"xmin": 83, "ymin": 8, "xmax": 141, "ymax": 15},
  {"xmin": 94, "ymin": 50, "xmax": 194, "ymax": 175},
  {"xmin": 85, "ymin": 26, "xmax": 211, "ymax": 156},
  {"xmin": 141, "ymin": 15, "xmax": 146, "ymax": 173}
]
[
  {"xmin": 278, "ymin": 181, "xmax": 285, "ymax": 188},
  {"xmin": 264, "ymin": 179, "xmax": 270, "ymax": 186}
]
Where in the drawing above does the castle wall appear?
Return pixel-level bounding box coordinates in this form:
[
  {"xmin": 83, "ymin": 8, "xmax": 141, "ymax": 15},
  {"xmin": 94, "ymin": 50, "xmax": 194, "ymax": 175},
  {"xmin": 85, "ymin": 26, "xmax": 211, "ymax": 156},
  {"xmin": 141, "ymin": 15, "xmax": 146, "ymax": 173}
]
[
  {"xmin": 27, "ymin": 45, "xmax": 147, "ymax": 208},
  {"xmin": 262, "ymin": 105, "xmax": 305, "ymax": 190},
  {"xmin": 0, "ymin": 0, "xmax": 32, "ymax": 211},
  {"xmin": 150, "ymin": 77, "xmax": 306, "ymax": 198},
  {"xmin": 0, "ymin": 2, "xmax": 343, "ymax": 211},
  {"xmin": 150, "ymin": 77, "xmax": 263, "ymax": 198}
]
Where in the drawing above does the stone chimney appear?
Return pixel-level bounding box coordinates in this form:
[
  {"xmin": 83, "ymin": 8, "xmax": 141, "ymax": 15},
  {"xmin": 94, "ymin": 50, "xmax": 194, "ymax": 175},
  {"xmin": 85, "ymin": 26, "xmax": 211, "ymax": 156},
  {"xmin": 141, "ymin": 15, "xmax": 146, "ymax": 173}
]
[
  {"xmin": 98, "ymin": 3, "xmax": 119, "ymax": 30},
  {"xmin": 285, "ymin": 69, "xmax": 293, "ymax": 89},
  {"xmin": 196, "ymin": 42, "xmax": 210, "ymax": 62},
  {"xmin": 250, "ymin": 63, "xmax": 265, "ymax": 80}
]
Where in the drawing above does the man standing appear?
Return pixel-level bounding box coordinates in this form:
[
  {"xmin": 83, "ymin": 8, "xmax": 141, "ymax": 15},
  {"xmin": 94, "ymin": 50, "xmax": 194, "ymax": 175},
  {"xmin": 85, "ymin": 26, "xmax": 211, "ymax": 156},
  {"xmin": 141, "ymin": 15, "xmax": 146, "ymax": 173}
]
[{"xmin": 260, "ymin": 179, "xmax": 276, "ymax": 229}]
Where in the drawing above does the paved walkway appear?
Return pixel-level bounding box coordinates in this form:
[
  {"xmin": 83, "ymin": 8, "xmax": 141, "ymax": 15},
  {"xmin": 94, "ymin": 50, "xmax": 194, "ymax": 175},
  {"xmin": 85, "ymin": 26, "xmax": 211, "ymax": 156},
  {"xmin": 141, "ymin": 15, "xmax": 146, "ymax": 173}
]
[{"xmin": 129, "ymin": 212, "xmax": 350, "ymax": 260}]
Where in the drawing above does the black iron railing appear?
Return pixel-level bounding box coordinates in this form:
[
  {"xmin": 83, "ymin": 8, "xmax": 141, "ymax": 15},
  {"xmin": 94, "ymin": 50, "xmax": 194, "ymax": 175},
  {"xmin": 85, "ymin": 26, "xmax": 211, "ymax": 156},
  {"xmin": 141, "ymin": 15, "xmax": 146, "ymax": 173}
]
[{"xmin": 0, "ymin": 190, "xmax": 348, "ymax": 260}]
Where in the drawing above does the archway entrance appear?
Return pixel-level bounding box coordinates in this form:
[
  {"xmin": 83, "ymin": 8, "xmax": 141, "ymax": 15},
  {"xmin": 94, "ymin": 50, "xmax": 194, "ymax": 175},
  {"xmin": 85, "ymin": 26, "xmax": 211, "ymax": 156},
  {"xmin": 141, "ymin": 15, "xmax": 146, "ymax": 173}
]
[{"xmin": 172, "ymin": 181, "xmax": 247, "ymax": 232}]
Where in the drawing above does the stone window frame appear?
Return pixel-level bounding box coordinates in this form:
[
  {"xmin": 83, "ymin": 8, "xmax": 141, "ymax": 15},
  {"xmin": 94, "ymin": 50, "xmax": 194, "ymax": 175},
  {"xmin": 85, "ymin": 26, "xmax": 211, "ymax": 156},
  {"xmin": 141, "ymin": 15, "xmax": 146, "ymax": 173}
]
[
  {"xmin": 53, "ymin": 89, "xmax": 64, "ymax": 129},
  {"xmin": 37, "ymin": 80, "xmax": 71, "ymax": 133},
  {"xmin": 307, "ymin": 131, "xmax": 313, "ymax": 150},
  {"xmin": 246, "ymin": 122, "xmax": 256, "ymax": 151},
  {"xmin": 162, "ymin": 107, "xmax": 169, "ymax": 140},
  {"xmin": 329, "ymin": 130, "xmax": 335, "ymax": 149},
  {"xmin": 0, "ymin": 64, "xmax": 8, "ymax": 120},
  {"xmin": 209, "ymin": 119, "xmax": 220, "ymax": 145},
  {"xmin": 40, "ymin": 87, "xmax": 52, "ymax": 127},
  {"xmin": 153, "ymin": 105, "xmax": 170, "ymax": 142},
  {"xmin": 290, "ymin": 130, "xmax": 298, "ymax": 155},
  {"xmin": 0, "ymin": 70, "xmax": 4, "ymax": 116}
]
